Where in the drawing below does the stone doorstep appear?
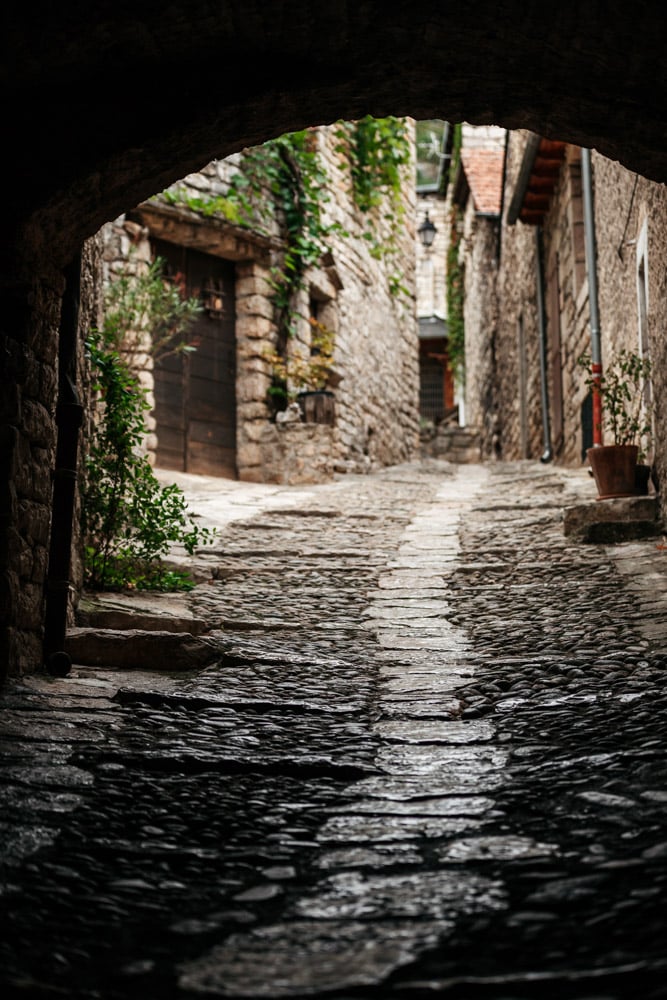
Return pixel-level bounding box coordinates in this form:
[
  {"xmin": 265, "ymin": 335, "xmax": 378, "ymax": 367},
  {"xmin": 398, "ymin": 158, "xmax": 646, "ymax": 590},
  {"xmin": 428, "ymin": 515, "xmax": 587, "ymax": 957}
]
[
  {"xmin": 563, "ymin": 494, "xmax": 663, "ymax": 543},
  {"xmin": 76, "ymin": 592, "xmax": 209, "ymax": 635},
  {"xmin": 65, "ymin": 627, "xmax": 220, "ymax": 671}
]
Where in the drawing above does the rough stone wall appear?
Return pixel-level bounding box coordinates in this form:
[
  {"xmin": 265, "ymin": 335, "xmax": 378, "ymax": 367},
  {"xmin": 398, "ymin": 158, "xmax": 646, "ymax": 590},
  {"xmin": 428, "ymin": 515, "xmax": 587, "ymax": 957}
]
[
  {"xmin": 461, "ymin": 200, "xmax": 499, "ymax": 456},
  {"xmin": 260, "ymin": 424, "xmax": 336, "ymax": 485},
  {"xmin": 100, "ymin": 217, "xmax": 158, "ymax": 459},
  {"xmin": 0, "ymin": 275, "xmax": 61, "ymax": 678},
  {"xmin": 316, "ymin": 125, "xmax": 419, "ymax": 473},
  {"xmin": 234, "ymin": 261, "xmax": 280, "ymax": 482},
  {"xmin": 592, "ymin": 154, "xmax": 667, "ymax": 493},
  {"xmin": 0, "ymin": 241, "xmax": 101, "ymax": 679},
  {"xmin": 491, "ymin": 138, "xmax": 667, "ymax": 491},
  {"xmin": 495, "ymin": 132, "xmax": 545, "ymax": 460},
  {"xmin": 71, "ymin": 236, "xmax": 104, "ymax": 610},
  {"xmin": 539, "ymin": 147, "xmax": 591, "ymax": 465}
]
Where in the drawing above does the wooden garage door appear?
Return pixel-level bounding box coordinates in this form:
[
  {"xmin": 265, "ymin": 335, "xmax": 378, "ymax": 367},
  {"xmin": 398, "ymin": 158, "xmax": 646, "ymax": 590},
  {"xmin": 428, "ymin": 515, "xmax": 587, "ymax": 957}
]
[{"xmin": 152, "ymin": 241, "xmax": 237, "ymax": 478}]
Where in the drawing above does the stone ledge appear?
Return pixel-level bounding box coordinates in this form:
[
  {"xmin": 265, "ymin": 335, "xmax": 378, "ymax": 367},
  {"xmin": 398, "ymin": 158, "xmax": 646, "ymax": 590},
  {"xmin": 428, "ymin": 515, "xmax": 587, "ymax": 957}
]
[
  {"xmin": 65, "ymin": 628, "xmax": 221, "ymax": 671},
  {"xmin": 76, "ymin": 592, "xmax": 209, "ymax": 635},
  {"xmin": 563, "ymin": 495, "xmax": 662, "ymax": 543}
]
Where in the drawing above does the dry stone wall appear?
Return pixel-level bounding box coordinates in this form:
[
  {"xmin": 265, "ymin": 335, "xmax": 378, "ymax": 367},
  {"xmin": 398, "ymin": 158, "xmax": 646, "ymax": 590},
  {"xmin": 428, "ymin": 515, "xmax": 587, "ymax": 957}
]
[
  {"xmin": 461, "ymin": 201, "xmax": 499, "ymax": 457},
  {"xmin": 592, "ymin": 153, "xmax": 667, "ymax": 495},
  {"xmin": 538, "ymin": 147, "xmax": 590, "ymax": 465},
  {"xmin": 316, "ymin": 126, "xmax": 419, "ymax": 474},
  {"xmin": 495, "ymin": 132, "xmax": 545, "ymax": 460}
]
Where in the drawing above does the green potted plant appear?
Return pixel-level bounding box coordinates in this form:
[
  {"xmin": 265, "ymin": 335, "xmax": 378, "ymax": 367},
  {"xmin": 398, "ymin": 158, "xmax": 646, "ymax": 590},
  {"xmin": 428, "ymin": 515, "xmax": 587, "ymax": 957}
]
[
  {"xmin": 264, "ymin": 318, "xmax": 340, "ymax": 425},
  {"xmin": 578, "ymin": 348, "xmax": 653, "ymax": 499}
]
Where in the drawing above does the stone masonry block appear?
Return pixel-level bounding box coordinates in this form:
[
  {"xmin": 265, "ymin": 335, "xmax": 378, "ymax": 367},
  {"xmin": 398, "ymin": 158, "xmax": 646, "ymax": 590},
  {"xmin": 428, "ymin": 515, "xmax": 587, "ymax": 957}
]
[{"xmin": 563, "ymin": 495, "xmax": 662, "ymax": 543}]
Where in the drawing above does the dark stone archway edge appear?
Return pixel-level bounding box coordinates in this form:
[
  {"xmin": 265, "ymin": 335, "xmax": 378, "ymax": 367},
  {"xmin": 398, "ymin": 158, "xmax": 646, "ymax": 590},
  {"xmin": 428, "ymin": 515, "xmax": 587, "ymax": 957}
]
[{"xmin": 4, "ymin": 2, "xmax": 667, "ymax": 275}]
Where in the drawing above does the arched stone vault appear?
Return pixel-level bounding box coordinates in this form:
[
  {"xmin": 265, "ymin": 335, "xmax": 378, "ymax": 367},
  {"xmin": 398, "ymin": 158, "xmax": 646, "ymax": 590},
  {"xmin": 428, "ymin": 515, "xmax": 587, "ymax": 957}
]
[
  {"xmin": 5, "ymin": 1, "xmax": 667, "ymax": 276},
  {"xmin": 3, "ymin": 0, "xmax": 667, "ymax": 676}
]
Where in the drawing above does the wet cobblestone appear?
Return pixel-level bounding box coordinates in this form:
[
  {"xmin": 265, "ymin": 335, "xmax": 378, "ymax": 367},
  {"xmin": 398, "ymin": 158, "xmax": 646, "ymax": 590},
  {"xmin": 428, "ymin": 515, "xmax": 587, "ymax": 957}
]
[{"xmin": 2, "ymin": 460, "xmax": 667, "ymax": 998}]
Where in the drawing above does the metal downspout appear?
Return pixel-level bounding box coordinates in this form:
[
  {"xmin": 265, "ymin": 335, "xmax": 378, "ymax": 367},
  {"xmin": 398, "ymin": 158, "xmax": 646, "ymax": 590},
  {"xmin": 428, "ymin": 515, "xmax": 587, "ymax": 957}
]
[
  {"xmin": 43, "ymin": 252, "xmax": 84, "ymax": 677},
  {"xmin": 535, "ymin": 225, "xmax": 553, "ymax": 462},
  {"xmin": 581, "ymin": 147, "xmax": 603, "ymax": 445}
]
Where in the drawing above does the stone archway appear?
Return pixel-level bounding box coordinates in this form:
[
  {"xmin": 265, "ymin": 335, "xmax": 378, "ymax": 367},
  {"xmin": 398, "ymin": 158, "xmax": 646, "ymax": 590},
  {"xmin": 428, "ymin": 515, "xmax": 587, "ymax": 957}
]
[
  {"xmin": 6, "ymin": 2, "xmax": 667, "ymax": 278},
  {"xmin": 4, "ymin": 0, "xmax": 667, "ymax": 676}
]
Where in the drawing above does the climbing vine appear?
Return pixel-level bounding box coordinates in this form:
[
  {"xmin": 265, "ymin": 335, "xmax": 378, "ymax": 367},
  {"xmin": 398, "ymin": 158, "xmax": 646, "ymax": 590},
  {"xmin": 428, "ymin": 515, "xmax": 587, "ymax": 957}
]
[
  {"xmin": 164, "ymin": 130, "xmax": 343, "ymax": 350},
  {"xmin": 83, "ymin": 272, "xmax": 214, "ymax": 592},
  {"xmin": 447, "ymin": 204, "xmax": 465, "ymax": 384},
  {"xmin": 448, "ymin": 122, "xmax": 463, "ymax": 185},
  {"xmin": 160, "ymin": 119, "xmax": 412, "ymax": 409},
  {"xmin": 245, "ymin": 130, "xmax": 344, "ymax": 347},
  {"xmin": 335, "ymin": 115, "xmax": 412, "ymax": 297}
]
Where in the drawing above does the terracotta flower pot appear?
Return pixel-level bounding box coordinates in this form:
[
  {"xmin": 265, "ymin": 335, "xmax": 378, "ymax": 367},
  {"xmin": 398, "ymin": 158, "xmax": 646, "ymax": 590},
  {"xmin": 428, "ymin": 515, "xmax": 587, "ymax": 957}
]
[{"xmin": 587, "ymin": 444, "xmax": 639, "ymax": 500}]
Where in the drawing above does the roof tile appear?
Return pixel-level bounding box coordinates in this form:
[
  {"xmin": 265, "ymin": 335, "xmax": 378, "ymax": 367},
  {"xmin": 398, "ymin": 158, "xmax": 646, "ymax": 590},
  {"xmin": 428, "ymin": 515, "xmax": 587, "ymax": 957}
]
[{"xmin": 460, "ymin": 149, "xmax": 505, "ymax": 215}]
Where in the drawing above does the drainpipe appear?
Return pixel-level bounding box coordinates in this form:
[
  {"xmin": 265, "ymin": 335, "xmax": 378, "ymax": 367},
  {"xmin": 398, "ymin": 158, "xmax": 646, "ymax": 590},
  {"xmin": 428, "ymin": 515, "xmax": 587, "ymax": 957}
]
[
  {"xmin": 43, "ymin": 251, "xmax": 84, "ymax": 677},
  {"xmin": 535, "ymin": 226, "xmax": 552, "ymax": 462},
  {"xmin": 581, "ymin": 147, "xmax": 603, "ymax": 445}
]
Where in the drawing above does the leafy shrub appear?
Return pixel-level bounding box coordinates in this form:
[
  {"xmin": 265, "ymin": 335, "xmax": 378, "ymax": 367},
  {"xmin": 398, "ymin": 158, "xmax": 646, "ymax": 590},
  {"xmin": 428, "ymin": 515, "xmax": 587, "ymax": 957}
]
[
  {"xmin": 83, "ymin": 267, "xmax": 215, "ymax": 592},
  {"xmin": 103, "ymin": 254, "xmax": 202, "ymax": 361}
]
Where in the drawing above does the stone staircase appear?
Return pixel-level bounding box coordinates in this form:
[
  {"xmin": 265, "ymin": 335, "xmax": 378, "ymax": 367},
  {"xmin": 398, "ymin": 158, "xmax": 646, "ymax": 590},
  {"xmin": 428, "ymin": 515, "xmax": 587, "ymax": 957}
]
[{"xmin": 420, "ymin": 423, "xmax": 482, "ymax": 463}]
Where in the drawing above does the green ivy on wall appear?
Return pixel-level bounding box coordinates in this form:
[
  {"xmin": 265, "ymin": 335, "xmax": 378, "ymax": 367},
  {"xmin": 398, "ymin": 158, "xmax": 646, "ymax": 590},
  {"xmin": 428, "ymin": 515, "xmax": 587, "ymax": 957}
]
[
  {"xmin": 447, "ymin": 203, "xmax": 465, "ymax": 385},
  {"xmin": 163, "ymin": 129, "xmax": 343, "ymax": 350},
  {"xmin": 247, "ymin": 130, "xmax": 344, "ymax": 348},
  {"xmin": 448, "ymin": 122, "xmax": 463, "ymax": 186},
  {"xmin": 159, "ymin": 117, "xmax": 413, "ymax": 413},
  {"xmin": 335, "ymin": 115, "xmax": 412, "ymax": 297}
]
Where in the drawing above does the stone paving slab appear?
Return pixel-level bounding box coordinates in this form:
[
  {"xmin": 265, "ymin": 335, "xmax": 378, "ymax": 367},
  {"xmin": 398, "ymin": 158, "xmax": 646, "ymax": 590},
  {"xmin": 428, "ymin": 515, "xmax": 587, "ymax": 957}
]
[{"xmin": 3, "ymin": 460, "xmax": 667, "ymax": 998}]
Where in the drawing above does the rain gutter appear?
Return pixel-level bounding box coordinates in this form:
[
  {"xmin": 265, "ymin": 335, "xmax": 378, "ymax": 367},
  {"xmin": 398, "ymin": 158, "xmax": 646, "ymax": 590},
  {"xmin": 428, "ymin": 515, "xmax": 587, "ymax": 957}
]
[
  {"xmin": 581, "ymin": 147, "xmax": 603, "ymax": 445},
  {"xmin": 535, "ymin": 226, "xmax": 553, "ymax": 462}
]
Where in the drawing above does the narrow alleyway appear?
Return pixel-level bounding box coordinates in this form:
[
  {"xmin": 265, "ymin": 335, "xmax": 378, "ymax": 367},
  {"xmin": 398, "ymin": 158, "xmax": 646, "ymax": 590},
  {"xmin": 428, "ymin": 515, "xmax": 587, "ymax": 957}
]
[{"xmin": 2, "ymin": 460, "xmax": 667, "ymax": 999}]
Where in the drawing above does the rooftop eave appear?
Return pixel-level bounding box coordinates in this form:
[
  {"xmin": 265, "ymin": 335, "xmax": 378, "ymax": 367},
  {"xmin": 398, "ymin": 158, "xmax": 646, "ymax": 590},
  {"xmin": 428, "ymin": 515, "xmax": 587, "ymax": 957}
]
[{"xmin": 506, "ymin": 134, "xmax": 567, "ymax": 226}]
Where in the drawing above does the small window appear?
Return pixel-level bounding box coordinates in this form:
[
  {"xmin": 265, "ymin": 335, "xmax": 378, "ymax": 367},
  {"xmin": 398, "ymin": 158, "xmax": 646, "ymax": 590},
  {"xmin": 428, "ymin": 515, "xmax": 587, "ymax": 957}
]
[{"xmin": 416, "ymin": 120, "xmax": 450, "ymax": 193}]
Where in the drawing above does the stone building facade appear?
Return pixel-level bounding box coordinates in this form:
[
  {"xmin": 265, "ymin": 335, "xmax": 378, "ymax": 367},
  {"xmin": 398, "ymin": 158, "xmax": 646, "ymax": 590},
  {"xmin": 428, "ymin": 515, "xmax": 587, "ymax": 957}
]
[
  {"xmin": 463, "ymin": 126, "xmax": 667, "ymax": 495},
  {"xmin": 416, "ymin": 124, "xmax": 505, "ymax": 460},
  {"xmin": 453, "ymin": 140, "xmax": 505, "ymax": 457},
  {"xmin": 100, "ymin": 124, "xmax": 419, "ymax": 487}
]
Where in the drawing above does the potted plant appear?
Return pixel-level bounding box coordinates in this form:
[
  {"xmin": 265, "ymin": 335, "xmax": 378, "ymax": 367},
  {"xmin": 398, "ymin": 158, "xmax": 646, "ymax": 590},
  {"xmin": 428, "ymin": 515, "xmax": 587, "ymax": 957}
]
[
  {"xmin": 264, "ymin": 318, "xmax": 340, "ymax": 425},
  {"xmin": 578, "ymin": 348, "xmax": 653, "ymax": 499}
]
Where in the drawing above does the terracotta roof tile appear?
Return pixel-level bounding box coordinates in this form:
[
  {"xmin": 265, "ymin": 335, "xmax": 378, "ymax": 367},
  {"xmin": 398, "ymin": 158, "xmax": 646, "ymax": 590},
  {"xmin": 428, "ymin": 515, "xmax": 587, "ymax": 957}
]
[{"xmin": 460, "ymin": 149, "xmax": 505, "ymax": 215}]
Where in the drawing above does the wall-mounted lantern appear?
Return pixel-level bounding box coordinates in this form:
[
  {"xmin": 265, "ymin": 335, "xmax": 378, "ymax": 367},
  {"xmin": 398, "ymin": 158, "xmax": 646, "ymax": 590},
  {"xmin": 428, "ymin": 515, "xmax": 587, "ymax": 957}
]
[
  {"xmin": 202, "ymin": 279, "xmax": 225, "ymax": 318},
  {"xmin": 418, "ymin": 211, "xmax": 437, "ymax": 248}
]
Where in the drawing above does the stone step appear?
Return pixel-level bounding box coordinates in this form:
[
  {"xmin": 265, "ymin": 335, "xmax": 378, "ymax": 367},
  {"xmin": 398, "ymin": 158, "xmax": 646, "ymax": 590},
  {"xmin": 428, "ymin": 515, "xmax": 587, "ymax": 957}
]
[{"xmin": 563, "ymin": 494, "xmax": 662, "ymax": 543}]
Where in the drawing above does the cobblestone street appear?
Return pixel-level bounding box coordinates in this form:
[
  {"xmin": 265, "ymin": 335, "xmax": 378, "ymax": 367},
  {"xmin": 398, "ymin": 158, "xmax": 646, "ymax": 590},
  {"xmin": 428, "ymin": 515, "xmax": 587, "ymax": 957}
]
[{"xmin": 3, "ymin": 460, "xmax": 667, "ymax": 999}]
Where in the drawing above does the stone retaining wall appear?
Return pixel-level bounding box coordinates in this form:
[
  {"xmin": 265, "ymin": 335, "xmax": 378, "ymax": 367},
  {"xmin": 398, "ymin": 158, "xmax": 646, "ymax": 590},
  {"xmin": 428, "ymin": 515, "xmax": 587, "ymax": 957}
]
[{"xmin": 259, "ymin": 423, "xmax": 336, "ymax": 485}]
